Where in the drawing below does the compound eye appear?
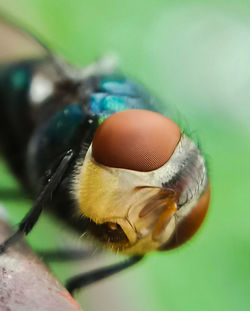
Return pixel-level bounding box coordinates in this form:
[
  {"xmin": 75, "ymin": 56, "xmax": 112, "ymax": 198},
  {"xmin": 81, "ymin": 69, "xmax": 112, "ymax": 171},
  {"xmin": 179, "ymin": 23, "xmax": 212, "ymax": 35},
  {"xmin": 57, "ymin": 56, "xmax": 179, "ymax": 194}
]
[
  {"xmin": 161, "ymin": 185, "xmax": 211, "ymax": 250},
  {"xmin": 92, "ymin": 110, "xmax": 181, "ymax": 171}
]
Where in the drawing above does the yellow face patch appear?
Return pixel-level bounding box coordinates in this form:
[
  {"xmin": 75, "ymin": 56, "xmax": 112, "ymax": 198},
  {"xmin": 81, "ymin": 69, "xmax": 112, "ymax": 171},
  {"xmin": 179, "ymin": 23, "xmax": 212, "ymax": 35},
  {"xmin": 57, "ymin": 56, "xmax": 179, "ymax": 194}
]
[{"xmin": 76, "ymin": 157, "xmax": 127, "ymax": 223}]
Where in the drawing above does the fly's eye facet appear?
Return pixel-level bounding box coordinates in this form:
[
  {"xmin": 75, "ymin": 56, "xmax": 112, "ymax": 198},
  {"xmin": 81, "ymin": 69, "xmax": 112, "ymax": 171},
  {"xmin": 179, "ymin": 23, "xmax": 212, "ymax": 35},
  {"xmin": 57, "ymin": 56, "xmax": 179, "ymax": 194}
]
[
  {"xmin": 92, "ymin": 109, "xmax": 181, "ymax": 171},
  {"xmin": 161, "ymin": 185, "xmax": 211, "ymax": 250}
]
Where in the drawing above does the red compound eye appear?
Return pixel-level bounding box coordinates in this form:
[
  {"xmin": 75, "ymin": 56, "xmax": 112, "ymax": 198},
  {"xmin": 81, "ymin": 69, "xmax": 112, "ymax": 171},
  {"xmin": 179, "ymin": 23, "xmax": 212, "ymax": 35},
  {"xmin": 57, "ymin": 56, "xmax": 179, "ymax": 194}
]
[
  {"xmin": 162, "ymin": 185, "xmax": 211, "ymax": 250},
  {"xmin": 92, "ymin": 110, "xmax": 181, "ymax": 172}
]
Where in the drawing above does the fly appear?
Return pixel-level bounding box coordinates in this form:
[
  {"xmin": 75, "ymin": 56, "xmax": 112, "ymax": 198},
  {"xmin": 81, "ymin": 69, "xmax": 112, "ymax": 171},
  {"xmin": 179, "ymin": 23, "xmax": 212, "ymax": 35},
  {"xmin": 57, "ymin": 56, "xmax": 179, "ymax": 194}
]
[{"xmin": 0, "ymin": 13, "xmax": 210, "ymax": 293}]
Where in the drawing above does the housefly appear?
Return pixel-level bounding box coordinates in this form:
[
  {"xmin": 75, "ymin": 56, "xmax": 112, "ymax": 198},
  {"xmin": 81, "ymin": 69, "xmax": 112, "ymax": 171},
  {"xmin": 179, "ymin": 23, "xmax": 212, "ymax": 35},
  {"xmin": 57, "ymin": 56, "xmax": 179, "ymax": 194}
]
[{"xmin": 0, "ymin": 13, "xmax": 210, "ymax": 293}]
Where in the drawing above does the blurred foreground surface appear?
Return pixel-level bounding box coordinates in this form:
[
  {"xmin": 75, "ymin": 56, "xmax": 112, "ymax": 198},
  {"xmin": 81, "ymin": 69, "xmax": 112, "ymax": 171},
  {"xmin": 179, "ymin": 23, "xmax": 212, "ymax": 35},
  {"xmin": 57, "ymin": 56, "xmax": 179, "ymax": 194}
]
[
  {"xmin": 0, "ymin": 209, "xmax": 82, "ymax": 311},
  {"xmin": 0, "ymin": 1, "xmax": 249, "ymax": 311}
]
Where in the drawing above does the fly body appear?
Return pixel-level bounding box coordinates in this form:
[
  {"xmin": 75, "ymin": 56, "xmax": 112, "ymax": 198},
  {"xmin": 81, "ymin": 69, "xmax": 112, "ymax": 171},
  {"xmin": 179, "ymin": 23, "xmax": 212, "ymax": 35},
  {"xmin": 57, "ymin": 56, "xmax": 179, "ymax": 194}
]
[{"xmin": 0, "ymin": 15, "xmax": 210, "ymax": 292}]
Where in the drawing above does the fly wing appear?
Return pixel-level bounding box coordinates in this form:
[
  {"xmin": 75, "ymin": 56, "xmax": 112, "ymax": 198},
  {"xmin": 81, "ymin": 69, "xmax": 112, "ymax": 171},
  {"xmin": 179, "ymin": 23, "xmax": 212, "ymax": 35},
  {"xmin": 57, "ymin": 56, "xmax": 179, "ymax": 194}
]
[{"xmin": 0, "ymin": 14, "xmax": 48, "ymax": 64}]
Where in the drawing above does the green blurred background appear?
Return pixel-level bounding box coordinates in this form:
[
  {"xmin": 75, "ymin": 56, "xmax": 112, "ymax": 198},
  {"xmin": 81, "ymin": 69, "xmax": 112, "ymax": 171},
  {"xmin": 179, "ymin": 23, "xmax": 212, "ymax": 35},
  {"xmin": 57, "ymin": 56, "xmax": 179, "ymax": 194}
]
[{"xmin": 0, "ymin": 0, "xmax": 249, "ymax": 310}]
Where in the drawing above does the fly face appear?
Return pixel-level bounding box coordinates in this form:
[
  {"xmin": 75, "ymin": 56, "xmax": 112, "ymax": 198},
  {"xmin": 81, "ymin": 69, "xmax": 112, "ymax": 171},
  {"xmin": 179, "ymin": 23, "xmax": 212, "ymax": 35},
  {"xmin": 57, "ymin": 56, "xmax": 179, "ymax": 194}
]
[{"xmin": 73, "ymin": 110, "xmax": 210, "ymax": 254}]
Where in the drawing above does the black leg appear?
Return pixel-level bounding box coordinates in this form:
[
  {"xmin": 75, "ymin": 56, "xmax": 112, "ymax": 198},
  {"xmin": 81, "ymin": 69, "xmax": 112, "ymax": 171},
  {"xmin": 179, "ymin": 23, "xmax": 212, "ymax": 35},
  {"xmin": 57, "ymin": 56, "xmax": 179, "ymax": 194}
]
[
  {"xmin": 38, "ymin": 247, "xmax": 99, "ymax": 262},
  {"xmin": 0, "ymin": 150, "xmax": 74, "ymax": 254},
  {"xmin": 66, "ymin": 255, "xmax": 143, "ymax": 293}
]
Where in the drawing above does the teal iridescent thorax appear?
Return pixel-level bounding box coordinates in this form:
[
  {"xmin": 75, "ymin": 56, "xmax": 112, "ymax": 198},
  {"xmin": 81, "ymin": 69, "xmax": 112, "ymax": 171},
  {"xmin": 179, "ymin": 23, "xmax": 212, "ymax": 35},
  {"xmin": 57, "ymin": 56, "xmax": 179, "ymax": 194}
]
[
  {"xmin": 0, "ymin": 62, "xmax": 32, "ymax": 126},
  {"xmin": 45, "ymin": 103, "xmax": 84, "ymax": 146},
  {"xmin": 0, "ymin": 62, "xmax": 31, "ymax": 92},
  {"xmin": 0, "ymin": 63, "xmax": 31, "ymax": 91},
  {"xmin": 41, "ymin": 76, "xmax": 154, "ymax": 145},
  {"xmin": 90, "ymin": 76, "xmax": 154, "ymax": 125},
  {"xmin": 31, "ymin": 75, "xmax": 156, "ymax": 174}
]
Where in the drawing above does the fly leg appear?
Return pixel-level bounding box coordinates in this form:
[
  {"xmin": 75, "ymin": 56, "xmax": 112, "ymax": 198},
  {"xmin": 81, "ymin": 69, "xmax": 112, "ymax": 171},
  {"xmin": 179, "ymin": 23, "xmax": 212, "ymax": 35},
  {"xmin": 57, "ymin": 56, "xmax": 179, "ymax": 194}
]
[
  {"xmin": 66, "ymin": 255, "xmax": 143, "ymax": 293},
  {"xmin": 0, "ymin": 149, "xmax": 74, "ymax": 254},
  {"xmin": 38, "ymin": 248, "xmax": 100, "ymax": 262}
]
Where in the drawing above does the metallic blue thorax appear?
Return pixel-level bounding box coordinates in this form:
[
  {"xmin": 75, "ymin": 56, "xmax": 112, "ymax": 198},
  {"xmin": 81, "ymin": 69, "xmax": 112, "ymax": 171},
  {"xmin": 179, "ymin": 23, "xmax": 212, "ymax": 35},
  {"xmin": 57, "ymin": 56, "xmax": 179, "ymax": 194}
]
[
  {"xmin": 43, "ymin": 75, "xmax": 155, "ymax": 145},
  {"xmin": 90, "ymin": 75, "xmax": 154, "ymax": 124},
  {"xmin": 28, "ymin": 74, "xmax": 157, "ymax": 180}
]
